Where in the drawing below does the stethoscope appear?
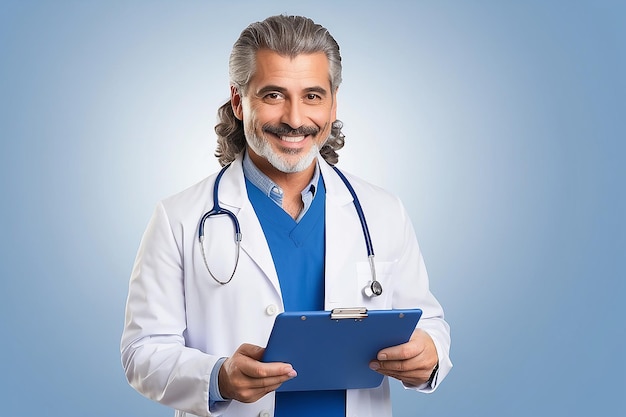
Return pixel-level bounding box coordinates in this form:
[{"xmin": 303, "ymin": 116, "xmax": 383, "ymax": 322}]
[{"xmin": 198, "ymin": 163, "xmax": 383, "ymax": 298}]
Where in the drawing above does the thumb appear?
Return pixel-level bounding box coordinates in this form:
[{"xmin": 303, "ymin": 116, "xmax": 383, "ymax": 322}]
[{"xmin": 237, "ymin": 343, "xmax": 266, "ymax": 360}]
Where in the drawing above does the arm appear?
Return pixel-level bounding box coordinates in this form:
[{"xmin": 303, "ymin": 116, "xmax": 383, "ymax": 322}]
[
  {"xmin": 121, "ymin": 202, "xmax": 218, "ymax": 415},
  {"xmin": 121, "ymin": 203, "xmax": 296, "ymax": 415}
]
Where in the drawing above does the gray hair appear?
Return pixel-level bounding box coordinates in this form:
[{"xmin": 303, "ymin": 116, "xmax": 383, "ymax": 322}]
[{"xmin": 215, "ymin": 15, "xmax": 345, "ymax": 166}]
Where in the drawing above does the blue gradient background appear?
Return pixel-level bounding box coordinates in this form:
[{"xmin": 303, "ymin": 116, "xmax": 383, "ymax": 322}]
[{"xmin": 1, "ymin": 1, "xmax": 624, "ymax": 416}]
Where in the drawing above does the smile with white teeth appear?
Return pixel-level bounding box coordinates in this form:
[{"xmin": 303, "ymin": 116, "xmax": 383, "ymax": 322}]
[{"xmin": 280, "ymin": 135, "xmax": 306, "ymax": 143}]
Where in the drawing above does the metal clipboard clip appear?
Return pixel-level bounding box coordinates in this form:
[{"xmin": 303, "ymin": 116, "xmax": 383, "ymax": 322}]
[{"xmin": 330, "ymin": 307, "xmax": 368, "ymax": 320}]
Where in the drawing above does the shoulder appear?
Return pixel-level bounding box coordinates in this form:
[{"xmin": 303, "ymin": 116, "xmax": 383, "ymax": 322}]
[
  {"xmin": 161, "ymin": 174, "xmax": 218, "ymax": 211},
  {"xmin": 161, "ymin": 157, "xmax": 243, "ymax": 208},
  {"xmin": 150, "ymin": 169, "xmax": 225, "ymax": 233},
  {"xmin": 157, "ymin": 159, "xmax": 246, "ymax": 226}
]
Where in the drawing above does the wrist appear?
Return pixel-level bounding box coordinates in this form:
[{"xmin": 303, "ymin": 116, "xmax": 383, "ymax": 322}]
[{"xmin": 211, "ymin": 357, "xmax": 229, "ymax": 402}]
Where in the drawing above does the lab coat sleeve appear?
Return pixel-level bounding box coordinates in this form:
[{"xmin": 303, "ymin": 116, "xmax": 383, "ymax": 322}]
[
  {"xmin": 120, "ymin": 202, "xmax": 223, "ymax": 417},
  {"xmin": 392, "ymin": 198, "xmax": 452, "ymax": 393}
]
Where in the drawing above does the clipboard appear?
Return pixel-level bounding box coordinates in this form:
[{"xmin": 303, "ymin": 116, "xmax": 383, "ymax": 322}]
[{"xmin": 261, "ymin": 308, "xmax": 422, "ymax": 392}]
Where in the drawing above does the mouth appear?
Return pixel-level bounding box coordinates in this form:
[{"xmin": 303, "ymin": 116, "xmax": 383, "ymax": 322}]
[
  {"xmin": 263, "ymin": 124, "xmax": 319, "ymax": 146},
  {"xmin": 280, "ymin": 135, "xmax": 306, "ymax": 143}
]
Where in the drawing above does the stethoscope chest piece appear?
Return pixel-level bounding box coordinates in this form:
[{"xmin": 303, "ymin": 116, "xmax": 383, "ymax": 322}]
[{"xmin": 363, "ymin": 279, "xmax": 383, "ymax": 298}]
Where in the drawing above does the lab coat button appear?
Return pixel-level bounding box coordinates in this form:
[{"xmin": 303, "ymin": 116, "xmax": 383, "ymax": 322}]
[
  {"xmin": 258, "ymin": 410, "xmax": 271, "ymax": 417},
  {"xmin": 265, "ymin": 304, "xmax": 278, "ymax": 316}
]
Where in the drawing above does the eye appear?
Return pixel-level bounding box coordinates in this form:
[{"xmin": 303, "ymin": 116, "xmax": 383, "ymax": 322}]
[
  {"xmin": 263, "ymin": 92, "xmax": 283, "ymax": 101},
  {"xmin": 305, "ymin": 93, "xmax": 322, "ymax": 102}
]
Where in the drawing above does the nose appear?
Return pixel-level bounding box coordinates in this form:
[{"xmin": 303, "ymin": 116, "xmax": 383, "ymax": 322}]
[{"xmin": 281, "ymin": 100, "xmax": 303, "ymax": 129}]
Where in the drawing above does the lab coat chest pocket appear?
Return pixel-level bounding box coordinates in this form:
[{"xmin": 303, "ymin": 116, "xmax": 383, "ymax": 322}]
[{"xmin": 355, "ymin": 261, "xmax": 395, "ymax": 308}]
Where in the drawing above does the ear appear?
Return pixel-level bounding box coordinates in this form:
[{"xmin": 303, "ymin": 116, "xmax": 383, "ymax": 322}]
[{"xmin": 230, "ymin": 85, "xmax": 244, "ymax": 120}]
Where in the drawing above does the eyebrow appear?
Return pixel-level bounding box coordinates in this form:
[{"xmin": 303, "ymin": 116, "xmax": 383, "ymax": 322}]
[{"xmin": 256, "ymin": 85, "xmax": 329, "ymax": 97}]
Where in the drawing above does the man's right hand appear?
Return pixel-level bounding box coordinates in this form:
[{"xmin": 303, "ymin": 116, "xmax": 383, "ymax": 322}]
[{"xmin": 218, "ymin": 343, "xmax": 297, "ymax": 403}]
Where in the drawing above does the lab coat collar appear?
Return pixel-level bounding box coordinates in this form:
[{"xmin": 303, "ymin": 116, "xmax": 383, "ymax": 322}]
[
  {"xmin": 317, "ymin": 156, "xmax": 355, "ymax": 207},
  {"xmin": 219, "ymin": 152, "xmax": 355, "ymax": 209}
]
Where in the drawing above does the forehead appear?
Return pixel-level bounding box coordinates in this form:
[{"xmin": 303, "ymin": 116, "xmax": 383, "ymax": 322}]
[{"xmin": 250, "ymin": 49, "xmax": 331, "ymax": 91}]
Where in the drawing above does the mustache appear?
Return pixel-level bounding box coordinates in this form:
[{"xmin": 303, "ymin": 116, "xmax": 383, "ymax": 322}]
[{"xmin": 262, "ymin": 123, "xmax": 320, "ymax": 137}]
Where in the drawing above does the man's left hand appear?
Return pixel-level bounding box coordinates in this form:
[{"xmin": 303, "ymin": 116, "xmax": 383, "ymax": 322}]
[{"xmin": 369, "ymin": 328, "xmax": 438, "ymax": 386}]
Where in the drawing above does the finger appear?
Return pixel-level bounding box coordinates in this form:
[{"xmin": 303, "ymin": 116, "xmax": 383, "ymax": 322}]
[
  {"xmin": 240, "ymin": 361, "xmax": 297, "ymax": 381},
  {"xmin": 377, "ymin": 342, "xmax": 421, "ymax": 362},
  {"xmin": 370, "ymin": 355, "xmax": 421, "ymax": 373},
  {"xmin": 231, "ymin": 343, "xmax": 293, "ymax": 378},
  {"xmin": 377, "ymin": 328, "xmax": 435, "ymax": 362},
  {"xmin": 243, "ymin": 371, "xmax": 297, "ymax": 390},
  {"xmin": 228, "ymin": 376, "xmax": 291, "ymax": 403},
  {"xmin": 369, "ymin": 358, "xmax": 432, "ymax": 385},
  {"xmin": 236, "ymin": 343, "xmax": 297, "ymax": 378}
]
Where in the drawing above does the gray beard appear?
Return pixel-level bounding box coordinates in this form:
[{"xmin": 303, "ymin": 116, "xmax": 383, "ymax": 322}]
[{"xmin": 246, "ymin": 132, "xmax": 321, "ymax": 173}]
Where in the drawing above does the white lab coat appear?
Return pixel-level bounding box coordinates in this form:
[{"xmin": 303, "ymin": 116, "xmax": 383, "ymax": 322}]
[{"xmin": 121, "ymin": 154, "xmax": 452, "ymax": 417}]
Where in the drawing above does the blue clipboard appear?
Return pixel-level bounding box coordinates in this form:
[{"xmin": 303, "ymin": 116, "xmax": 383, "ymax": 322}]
[{"xmin": 261, "ymin": 308, "xmax": 422, "ymax": 392}]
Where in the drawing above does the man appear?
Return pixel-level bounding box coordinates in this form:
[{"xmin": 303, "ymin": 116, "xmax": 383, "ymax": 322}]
[{"xmin": 121, "ymin": 15, "xmax": 452, "ymax": 417}]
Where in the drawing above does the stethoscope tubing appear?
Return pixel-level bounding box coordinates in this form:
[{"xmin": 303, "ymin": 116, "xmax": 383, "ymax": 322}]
[
  {"xmin": 198, "ymin": 163, "xmax": 241, "ymax": 242},
  {"xmin": 198, "ymin": 164, "xmax": 242, "ymax": 285},
  {"xmin": 198, "ymin": 163, "xmax": 380, "ymax": 294}
]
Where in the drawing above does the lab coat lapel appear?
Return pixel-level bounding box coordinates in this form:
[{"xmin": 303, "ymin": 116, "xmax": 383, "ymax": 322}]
[
  {"xmin": 218, "ymin": 155, "xmax": 282, "ymax": 298},
  {"xmin": 320, "ymin": 159, "xmax": 363, "ymax": 309}
]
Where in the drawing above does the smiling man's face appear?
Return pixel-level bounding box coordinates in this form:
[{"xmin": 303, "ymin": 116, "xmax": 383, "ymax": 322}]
[{"xmin": 231, "ymin": 49, "xmax": 337, "ymax": 176}]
